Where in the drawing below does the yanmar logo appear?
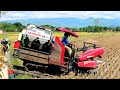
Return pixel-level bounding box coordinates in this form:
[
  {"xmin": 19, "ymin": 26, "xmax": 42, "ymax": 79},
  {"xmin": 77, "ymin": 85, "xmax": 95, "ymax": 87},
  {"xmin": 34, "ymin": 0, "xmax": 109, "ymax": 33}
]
[
  {"xmin": 27, "ymin": 32, "xmax": 40, "ymax": 36},
  {"xmin": 84, "ymin": 61, "xmax": 89, "ymax": 65},
  {"xmin": 87, "ymin": 56, "xmax": 93, "ymax": 58}
]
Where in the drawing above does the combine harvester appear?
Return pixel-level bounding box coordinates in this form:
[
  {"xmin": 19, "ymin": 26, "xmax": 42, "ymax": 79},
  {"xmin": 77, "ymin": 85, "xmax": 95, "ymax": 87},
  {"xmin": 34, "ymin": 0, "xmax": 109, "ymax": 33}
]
[{"xmin": 13, "ymin": 24, "xmax": 105, "ymax": 77}]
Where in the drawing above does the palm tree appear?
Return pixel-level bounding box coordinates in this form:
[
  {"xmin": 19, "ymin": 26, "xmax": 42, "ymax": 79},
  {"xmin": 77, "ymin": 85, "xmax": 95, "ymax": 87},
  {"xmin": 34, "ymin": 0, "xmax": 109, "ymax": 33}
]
[
  {"xmin": 94, "ymin": 18, "xmax": 100, "ymax": 26},
  {"xmin": 93, "ymin": 18, "xmax": 100, "ymax": 32}
]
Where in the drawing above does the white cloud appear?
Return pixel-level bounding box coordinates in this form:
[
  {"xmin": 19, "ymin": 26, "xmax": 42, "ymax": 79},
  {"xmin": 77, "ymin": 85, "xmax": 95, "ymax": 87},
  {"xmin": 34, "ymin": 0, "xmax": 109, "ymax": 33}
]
[
  {"xmin": 0, "ymin": 11, "xmax": 120, "ymax": 21},
  {"xmin": 0, "ymin": 17, "xmax": 27, "ymax": 21},
  {"xmin": 9, "ymin": 13, "xmax": 26, "ymax": 17}
]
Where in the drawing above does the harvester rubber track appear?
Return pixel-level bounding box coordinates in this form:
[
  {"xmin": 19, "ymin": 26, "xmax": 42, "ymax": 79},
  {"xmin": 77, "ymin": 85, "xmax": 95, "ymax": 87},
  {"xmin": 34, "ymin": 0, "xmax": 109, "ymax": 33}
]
[{"xmin": 13, "ymin": 65, "xmax": 59, "ymax": 79}]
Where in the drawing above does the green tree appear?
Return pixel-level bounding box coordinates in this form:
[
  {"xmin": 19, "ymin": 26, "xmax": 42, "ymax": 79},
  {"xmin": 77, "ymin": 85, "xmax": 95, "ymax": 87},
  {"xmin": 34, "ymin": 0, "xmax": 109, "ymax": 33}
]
[
  {"xmin": 13, "ymin": 22, "xmax": 23, "ymax": 27},
  {"xmin": 116, "ymin": 26, "xmax": 120, "ymax": 31},
  {"xmin": 79, "ymin": 28, "xmax": 83, "ymax": 32},
  {"xmin": 103, "ymin": 26, "xmax": 108, "ymax": 32},
  {"xmin": 0, "ymin": 22, "xmax": 5, "ymax": 30},
  {"xmin": 13, "ymin": 22, "xmax": 24, "ymax": 32}
]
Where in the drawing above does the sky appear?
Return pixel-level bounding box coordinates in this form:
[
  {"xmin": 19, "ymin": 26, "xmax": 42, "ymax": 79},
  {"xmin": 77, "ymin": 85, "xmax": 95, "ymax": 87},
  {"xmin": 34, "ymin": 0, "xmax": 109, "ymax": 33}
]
[{"xmin": 1, "ymin": 11, "xmax": 120, "ymax": 21}]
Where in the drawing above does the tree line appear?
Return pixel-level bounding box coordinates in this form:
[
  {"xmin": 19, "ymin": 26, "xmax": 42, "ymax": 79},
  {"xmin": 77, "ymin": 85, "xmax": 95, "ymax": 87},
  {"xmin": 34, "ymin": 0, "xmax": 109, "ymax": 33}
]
[
  {"xmin": 0, "ymin": 22, "xmax": 24, "ymax": 32},
  {"xmin": 0, "ymin": 22, "xmax": 120, "ymax": 32},
  {"xmin": 40, "ymin": 25, "xmax": 120, "ymax": 32}
]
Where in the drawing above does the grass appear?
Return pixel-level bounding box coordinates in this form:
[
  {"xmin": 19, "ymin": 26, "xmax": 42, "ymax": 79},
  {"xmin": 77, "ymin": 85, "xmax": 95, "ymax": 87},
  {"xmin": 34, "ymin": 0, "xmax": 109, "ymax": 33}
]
[
  {"xmin": 5, "ymin": 32, "xmax": 19, "ymax": 41},
  {"xmin": 15, "ymin": 74, "xmax": 31, "ymax": 79}
]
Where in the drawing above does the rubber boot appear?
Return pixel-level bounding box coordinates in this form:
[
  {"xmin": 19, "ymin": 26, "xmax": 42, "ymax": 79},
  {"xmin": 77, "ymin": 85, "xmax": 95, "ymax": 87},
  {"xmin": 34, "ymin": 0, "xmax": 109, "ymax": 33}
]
[{"xmin": 68, "ymin": 57, "xmax": 73, "ymax": 71}]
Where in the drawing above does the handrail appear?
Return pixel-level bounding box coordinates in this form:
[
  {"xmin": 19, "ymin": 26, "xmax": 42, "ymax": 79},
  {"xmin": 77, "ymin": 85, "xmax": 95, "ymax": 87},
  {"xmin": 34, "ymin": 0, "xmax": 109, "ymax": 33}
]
[{"xmin": 76, "ymin": 42, "xmax": 101, "ymax": 52}]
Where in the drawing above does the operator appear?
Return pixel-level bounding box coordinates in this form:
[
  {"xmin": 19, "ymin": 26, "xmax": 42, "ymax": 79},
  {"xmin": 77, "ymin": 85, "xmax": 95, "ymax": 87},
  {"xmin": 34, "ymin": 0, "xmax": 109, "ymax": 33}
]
[
  {"xmin": 31, "ymin": 37, "xmax": 40, "ymax": 50},
  {"xmin": 61, "ymin": 32, "xmax": 76, "ymax": 71},
  {"xmin": 62, "ymin": 32, "xmax": 74, "ymax": 58},
  {"xmin": 24, "ymin": 35, "xmax": 29, "ymax": 48}
]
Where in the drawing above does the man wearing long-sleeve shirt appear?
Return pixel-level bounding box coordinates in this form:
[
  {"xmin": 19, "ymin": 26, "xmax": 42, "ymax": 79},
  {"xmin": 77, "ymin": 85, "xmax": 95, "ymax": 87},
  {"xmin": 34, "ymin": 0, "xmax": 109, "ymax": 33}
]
[{"xmin": 61, "ymin": 32, "xmax": 72, "ymax": 58}]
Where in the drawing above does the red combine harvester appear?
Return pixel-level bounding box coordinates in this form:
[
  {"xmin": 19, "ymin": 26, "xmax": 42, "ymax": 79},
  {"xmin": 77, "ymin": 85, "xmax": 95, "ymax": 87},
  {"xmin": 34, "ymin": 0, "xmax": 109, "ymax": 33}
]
[{"xmin": 13, "ymin": 24, "xmax": 105, "ymax": 76}]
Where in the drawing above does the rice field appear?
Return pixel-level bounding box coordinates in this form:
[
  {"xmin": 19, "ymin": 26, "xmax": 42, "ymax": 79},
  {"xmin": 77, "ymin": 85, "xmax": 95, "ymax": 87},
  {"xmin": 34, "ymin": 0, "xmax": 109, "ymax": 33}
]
[{"xmin": 2, "ymin": 32, "xmax": 120, "ymax": 79}]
